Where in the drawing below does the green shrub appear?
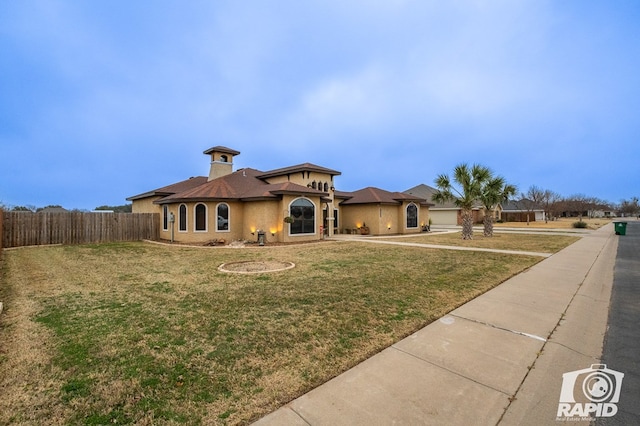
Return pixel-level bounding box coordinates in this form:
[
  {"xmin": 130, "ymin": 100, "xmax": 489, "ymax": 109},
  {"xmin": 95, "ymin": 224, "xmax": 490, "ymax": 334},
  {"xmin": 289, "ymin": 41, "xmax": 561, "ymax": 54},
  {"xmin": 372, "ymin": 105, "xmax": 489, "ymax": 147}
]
[{"xmin": 572, "ymin": 221, "xmax": 588, "ymax": 228}]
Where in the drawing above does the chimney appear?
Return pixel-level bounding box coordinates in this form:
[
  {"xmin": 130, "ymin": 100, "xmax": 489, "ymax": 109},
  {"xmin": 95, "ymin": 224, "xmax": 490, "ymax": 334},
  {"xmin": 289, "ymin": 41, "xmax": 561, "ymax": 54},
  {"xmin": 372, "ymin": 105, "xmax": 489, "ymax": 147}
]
[{"xmin": 203, "ymin": 146, "xmax": 241, "ymax": 181}]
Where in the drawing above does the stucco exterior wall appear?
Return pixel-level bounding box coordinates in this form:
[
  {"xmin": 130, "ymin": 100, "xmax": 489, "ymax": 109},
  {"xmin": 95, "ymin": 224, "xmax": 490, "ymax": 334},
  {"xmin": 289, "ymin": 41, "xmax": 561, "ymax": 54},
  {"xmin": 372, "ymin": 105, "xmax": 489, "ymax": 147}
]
[
  {"xmin": 264, "ymin": 172, "xmax": 335, "ymax": 190},
  {"xmin": 380, "ymin": 205, "xmax": 399, "ymax": 235},
  {"xmin": 159, "ymin": 201, "xmax": 244, "ymax": 244},
  {"xmin": 132, "ymin": 197, "xmax": 162, "ymax": 214},
  {"xmin": 420, "ymin": 205, "xmax": 430, "ymax": 228},
  {"xmin": 241, "ymin": 200, "xmax": 280, "ymax": 244},
  {"xmin": 340, "ymin": 203, "xmax": 425, "ymax": 235},
  {"xmin": 340, "ymin": 205, "xmax": 377, "ymax": 234}
]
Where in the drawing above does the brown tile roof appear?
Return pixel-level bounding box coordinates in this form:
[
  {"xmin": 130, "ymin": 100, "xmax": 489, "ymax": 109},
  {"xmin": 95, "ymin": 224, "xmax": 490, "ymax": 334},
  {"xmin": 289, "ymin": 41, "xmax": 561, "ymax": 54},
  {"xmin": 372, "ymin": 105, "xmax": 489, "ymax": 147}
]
[
  {"xmin": 339, "ymin": 187, "xmax": 427, "ymax": 205},
  {"xmin": 256, "ymin": 163, "xmax": 341, "ymax": 180},
  {"xmin": 156, "ymin": 169, "xmax": 329, "ymax": 203},
  {"xmin": 126, "ymin": 176, "xmax": 208, "ymax": 201}
]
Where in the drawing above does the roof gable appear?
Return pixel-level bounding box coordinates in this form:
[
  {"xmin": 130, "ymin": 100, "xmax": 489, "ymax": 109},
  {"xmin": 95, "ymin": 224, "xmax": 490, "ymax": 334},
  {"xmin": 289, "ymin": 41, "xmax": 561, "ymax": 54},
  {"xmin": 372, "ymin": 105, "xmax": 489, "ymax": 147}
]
[
  {"xmin": 340, "ymin": 187, "xmax": 426, "ymax": 205},
  {"xmin": 155, "ymin": 169, "xmax": 330, "ymax": 203},
  {"xmin": 257, "ymin": 163, "xmax": 341, "ymax": 180},
  {"xmin": 158, "ymin": 169, "xmax": 265, "ymax": 202}
]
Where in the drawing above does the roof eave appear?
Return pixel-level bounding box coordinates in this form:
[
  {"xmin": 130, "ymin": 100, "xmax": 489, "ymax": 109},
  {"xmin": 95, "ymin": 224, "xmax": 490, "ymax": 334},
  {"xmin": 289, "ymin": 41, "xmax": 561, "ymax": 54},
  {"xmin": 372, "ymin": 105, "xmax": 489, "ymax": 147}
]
[
  {"xmin": 155, "ymin": 197, "xmax": 242, "ymax": 205},
  {"xmin": 127, "ymin": 191, "xmax": 172, "ymax": 201}
]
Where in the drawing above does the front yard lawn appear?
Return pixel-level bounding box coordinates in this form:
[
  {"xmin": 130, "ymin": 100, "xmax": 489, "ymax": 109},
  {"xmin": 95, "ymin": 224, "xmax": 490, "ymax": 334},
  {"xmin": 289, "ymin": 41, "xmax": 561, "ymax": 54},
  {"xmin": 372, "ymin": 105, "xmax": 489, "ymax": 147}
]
[
  {"xmin": 0, "ymin": 240, "xmax": 562, "ymax": 424},
  {"xmin": 382, "ymin": 232, "xmax": 580, "ymax": 253}
]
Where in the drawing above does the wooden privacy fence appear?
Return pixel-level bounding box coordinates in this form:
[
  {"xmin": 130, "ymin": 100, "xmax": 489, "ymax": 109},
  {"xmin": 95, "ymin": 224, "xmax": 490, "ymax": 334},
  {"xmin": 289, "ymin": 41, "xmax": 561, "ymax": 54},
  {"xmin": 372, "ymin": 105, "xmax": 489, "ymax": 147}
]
[{"xmin": 2, "ymin": 212, "xmax": 160, "ymax": 248}]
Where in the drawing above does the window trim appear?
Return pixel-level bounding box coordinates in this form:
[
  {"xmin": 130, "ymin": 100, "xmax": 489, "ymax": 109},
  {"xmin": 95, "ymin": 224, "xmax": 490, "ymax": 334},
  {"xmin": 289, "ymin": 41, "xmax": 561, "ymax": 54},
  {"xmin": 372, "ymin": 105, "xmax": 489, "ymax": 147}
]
[
  {"xmin": 162, "ymin": 205, "xmax": 169, "ymax": 231},
  {"xmin": 406, "ymin": 203, "xmax": 419, "ymax": 229},
  {"xmin": 289, "ymin": 197, "xmax": 316, "ymax": 236},
  {"xmin": 194, "ymin": 203, "xmax": 207, "ymax": 232},
  {"xmin": 216, "ymin": 202, "xmax": 230, "ymax": 232},
  {"xmin": 178, "ymin": 204, "xmax": 188, "ymax": 232}
]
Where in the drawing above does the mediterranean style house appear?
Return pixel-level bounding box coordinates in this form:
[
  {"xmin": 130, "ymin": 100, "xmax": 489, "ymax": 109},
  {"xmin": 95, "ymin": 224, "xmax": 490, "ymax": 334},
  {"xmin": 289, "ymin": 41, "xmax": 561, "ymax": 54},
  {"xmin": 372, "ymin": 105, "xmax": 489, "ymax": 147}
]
[{"xmin": 128, "ymin": 146, "xmax": 431, "ymax": 244}]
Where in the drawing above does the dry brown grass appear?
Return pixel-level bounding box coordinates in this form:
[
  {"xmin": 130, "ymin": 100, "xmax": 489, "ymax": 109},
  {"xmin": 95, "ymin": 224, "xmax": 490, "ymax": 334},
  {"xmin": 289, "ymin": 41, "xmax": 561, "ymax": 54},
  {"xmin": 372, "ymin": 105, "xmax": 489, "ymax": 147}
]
[
  {"xmin": 494, "ymin": 217, "xmax": 612, "ymax": 229},
  {"xmin": 383, "ymin": 232, "xmax": 580, "ymax": 253},
  {"xmin": 0, "ymin": 239, "xmax": 567, "ymax": 424}
]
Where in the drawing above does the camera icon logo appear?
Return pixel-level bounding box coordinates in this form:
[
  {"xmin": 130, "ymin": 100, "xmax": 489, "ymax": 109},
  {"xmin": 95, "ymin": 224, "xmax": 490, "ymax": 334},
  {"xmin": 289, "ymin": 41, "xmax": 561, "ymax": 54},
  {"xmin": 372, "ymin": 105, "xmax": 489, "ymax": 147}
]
[{"xmin": 557, "ymin": 364, "xmax": 624, "ymax": 419}]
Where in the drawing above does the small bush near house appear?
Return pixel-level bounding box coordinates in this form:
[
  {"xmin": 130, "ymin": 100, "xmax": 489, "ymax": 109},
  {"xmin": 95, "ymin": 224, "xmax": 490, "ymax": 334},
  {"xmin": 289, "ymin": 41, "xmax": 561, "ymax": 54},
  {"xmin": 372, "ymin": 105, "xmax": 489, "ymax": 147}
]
[{"xmin": 572, "ymin": 221, "xmax": 588, "ymax": 228}]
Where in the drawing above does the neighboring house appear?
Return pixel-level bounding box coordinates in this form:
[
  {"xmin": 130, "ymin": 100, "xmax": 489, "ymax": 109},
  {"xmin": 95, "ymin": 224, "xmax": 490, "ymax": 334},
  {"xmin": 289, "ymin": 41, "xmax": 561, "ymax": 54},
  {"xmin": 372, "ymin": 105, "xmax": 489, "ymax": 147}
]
[
  {"xmin": 500, "ymin": 199, "xmax": 544, "ymax": 222},
  {"xmin": 403, "ymin": 184, "xmax": 497, "ymax": 226},
  {"xmin": 128, "ymin": 146, "xmax": 431, "ymax": 244}
]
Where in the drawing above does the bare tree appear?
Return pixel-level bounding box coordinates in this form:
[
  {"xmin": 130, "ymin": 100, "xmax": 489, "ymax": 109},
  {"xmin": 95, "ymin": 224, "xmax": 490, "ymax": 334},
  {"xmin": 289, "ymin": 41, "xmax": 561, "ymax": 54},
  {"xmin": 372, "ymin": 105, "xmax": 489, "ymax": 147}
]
[
  {"xmin": 543, "ymin": 189, "xmax": 562, "ymax": 222},
  {"xmin": 619, "ymin": 197, "xmax": 639, "ymax": 217},
  {"xmin": 564, "ymin": 194, "xmax": 591, "ymax": 221},
  {"xmin": 518, "ymin": 186, "xmax": 546, "ymax": 225}
]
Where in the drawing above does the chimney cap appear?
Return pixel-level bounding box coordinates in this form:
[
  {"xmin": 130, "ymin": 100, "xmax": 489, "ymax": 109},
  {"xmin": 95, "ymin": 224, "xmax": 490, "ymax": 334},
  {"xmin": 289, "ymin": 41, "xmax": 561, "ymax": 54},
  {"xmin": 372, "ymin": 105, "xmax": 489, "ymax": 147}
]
[{"xmin": 203, "ymin": 146, "xmax": 241, "ymax": 156}]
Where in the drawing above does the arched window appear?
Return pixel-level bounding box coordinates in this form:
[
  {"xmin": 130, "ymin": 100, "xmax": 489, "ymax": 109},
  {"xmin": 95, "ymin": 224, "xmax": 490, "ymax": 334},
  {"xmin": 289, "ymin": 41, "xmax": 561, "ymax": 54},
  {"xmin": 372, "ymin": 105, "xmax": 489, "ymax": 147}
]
[
  {"xmin": 220, "ymin": 154, "xmax": 228, "ymax": 162},
  {"xmin": 323, "ymin": 182, "xmax": 329, "ymax": 192},
  {"xmin": 290, "ymin": 198, "xmax": 315, "ymax": 235},
  {"xmin": 179, "ymin": 204, "xmax": 187, "ymax": 232},
  {"xmin": 195, "ymin": 204, "xmax": 207, "ymax": 231},
  {"xmin": 311, "ymin": 181, "xmax": 317, "ymax": 189},
  {"xmin": 216, "ymin": 203, "xmax": 229, "ymax": 231},
  {"xmin": 406, "ymin": 203, "xmax": 418, "ymax": 229},
  {"xmin": 162, "ymin": 205, "xmax": 168, "ymax": 231}
]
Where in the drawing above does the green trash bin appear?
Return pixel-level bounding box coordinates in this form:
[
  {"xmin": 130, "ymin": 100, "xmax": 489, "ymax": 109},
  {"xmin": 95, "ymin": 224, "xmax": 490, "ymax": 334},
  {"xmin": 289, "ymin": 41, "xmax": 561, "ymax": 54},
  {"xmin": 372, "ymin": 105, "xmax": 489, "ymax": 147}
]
[{"xmin": 614, "ymin": 221, "xmax": 627, "ymax": 236}]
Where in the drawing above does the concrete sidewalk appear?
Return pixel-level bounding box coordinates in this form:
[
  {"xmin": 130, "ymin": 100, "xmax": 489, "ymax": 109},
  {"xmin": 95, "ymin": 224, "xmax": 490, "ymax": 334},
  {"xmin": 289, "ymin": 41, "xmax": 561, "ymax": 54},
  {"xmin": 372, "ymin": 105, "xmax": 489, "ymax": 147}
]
[{"xmin": 254, "ymin": 224, "xmax": 617, "ymax": 425}]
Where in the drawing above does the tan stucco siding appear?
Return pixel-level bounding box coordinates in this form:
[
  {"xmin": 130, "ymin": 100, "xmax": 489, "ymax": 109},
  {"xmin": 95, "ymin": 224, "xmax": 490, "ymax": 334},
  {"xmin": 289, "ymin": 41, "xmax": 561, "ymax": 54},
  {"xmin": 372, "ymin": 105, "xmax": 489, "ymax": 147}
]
[
  {"xmin": 132, "ymin": 197, "xmax": 162, "ymax": 214},
  {"xmin": 340, "ymin": 205, "xmax": 377, "ymax": 234},
  {"xmin": 380, "ymin": 205, "xmax": 399, "ymax": 235},
  {"xmin": 420, "ymin": 205, "xmax": 430, "ymax": 228},
  {"xmin": 158, "ymin": 201, "xmax": 245, "ymax": 243},
  {"xmin": 340, "ymin": 203, "xmax": 426, "ymax": 236},
  {"xmin": 155, "ymin": 196, "xmax": 324, "ymax": 244},
  {"xmin": 265, "ymin": 172, "xmax": 335, "ymax": 190},
  {"xmin": 242, "ymin": 200, "xmax": 280, "ymax": 243}
]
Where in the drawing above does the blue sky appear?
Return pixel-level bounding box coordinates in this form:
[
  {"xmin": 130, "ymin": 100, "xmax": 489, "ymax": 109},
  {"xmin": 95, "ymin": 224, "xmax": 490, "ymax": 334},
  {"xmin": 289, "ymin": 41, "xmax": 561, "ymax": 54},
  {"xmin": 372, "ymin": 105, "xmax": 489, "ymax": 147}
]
[{"xmin": 1, "ymin": 1, "xmax": 639, "ymax": 210}]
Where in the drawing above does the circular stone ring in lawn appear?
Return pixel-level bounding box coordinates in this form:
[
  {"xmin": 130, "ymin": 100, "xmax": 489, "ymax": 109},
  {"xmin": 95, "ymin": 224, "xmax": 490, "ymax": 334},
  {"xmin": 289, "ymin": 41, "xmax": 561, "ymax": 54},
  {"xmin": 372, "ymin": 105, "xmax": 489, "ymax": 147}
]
[{"xmin": 218, "ymin": 261, "xmax": 295, "ymax": 274}]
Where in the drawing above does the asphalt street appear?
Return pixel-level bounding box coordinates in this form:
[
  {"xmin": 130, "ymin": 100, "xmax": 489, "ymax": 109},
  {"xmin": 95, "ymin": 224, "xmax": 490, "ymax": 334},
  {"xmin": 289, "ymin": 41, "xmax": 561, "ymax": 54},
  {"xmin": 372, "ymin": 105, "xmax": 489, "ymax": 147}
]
[{"xmin": 598, "ymin": 220, "xmax": 640, "ymax": 425}]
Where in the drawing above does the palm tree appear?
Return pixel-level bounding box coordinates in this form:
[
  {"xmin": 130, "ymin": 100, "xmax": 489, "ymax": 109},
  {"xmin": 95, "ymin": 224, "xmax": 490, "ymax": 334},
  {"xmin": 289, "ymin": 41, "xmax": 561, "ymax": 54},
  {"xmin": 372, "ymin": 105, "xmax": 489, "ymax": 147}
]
[
  {"xmin": 432, "ymin": 163, "xmax": 491, "ymax": 240},
  {"xmin": 478, "ymin": 176, "xmax": 517, "ymax": 237}
]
